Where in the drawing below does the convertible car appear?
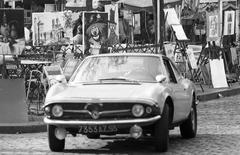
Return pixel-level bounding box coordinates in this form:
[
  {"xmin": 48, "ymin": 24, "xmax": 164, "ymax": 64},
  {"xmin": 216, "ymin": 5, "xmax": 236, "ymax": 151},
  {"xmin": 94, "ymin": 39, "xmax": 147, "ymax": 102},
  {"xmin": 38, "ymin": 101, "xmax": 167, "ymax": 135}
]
[{"xmin": 43, "ymin": 53, "xmax": 197, "ymax": 152}]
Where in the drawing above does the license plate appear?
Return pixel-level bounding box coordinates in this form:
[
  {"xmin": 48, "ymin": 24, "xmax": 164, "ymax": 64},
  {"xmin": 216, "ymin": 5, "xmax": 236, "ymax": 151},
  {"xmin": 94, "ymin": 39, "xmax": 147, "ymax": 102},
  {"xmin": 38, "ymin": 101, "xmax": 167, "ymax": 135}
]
[{"xmin": 79, "ymin": 125, "xmax": 118, "ymax": 134}]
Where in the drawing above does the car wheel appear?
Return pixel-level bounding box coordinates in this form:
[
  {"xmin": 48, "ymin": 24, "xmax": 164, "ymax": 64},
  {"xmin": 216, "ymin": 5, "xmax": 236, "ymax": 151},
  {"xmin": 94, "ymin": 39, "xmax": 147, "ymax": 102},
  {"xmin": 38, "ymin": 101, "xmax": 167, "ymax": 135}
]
[
  {"xmin": 154, "ymin": 104, "xmax": 169, "ymax": 152},
  {"xmin": 48, "ymin": 125, "xmax": 65, "ymax": 152},
  {"xmin": 180, "ymin": 99, "xmax": 197, "ymax": 139}
]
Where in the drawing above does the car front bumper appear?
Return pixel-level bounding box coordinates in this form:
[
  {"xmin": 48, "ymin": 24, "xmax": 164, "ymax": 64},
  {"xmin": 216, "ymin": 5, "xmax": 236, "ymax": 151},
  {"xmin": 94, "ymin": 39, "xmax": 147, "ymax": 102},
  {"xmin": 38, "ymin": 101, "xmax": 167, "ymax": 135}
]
[{"xmin": 44, "ymin": 115, "xmax": 161, "ymax": 127}]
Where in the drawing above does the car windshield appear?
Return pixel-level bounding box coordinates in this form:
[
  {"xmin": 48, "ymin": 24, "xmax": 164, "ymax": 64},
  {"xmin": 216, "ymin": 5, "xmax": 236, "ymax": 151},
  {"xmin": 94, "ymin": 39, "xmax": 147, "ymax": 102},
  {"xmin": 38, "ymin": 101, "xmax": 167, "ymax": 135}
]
[{"xmin": 70, "ymin": 55, "xmax": 163, "ymax": 83}]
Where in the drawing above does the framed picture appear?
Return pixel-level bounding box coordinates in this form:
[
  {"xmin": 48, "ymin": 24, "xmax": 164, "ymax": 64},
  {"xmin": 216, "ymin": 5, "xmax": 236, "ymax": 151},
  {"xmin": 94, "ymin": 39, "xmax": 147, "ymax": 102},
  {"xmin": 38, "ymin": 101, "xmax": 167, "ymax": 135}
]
[
  {"xmin": 83, "ymin": 12, "xmax": 108, "ymax": 55},
  {"xmin": 206, "ymin": 12, "xmax": 219, "ymax": 41},
  {"xmin": 32, "ymin": 11, "xmax": 81, "ymax": 46},
  {"xmin": 223, "ymin": 10, "xmax": 235, "ymax": 35},
  {"xmin": 133, "ymin": 13, "xmax": 141, "ymax": 35},
  {"xmin": 105, "ymin": 3, "xmax": 119, "ymax": 45}
]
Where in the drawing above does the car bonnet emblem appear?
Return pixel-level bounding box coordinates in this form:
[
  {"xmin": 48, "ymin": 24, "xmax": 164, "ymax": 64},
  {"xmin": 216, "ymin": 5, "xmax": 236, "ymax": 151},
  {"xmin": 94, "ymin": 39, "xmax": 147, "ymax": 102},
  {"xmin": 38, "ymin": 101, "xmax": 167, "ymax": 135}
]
[
  {"xmin": 91, "ymin": 110, "xmax": 100, "ymax": 119},
  {"xmin": 84, "ymin": 103, "xmax": 103, "ymax": 119}
]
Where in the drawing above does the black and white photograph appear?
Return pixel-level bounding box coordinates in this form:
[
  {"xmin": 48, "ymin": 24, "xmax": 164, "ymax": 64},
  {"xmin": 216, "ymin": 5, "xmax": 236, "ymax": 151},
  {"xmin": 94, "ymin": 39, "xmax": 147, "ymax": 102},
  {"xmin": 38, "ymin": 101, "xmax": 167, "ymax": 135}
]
[{"xmin": 0, "ymin": 0, "xmax": 240, "ymax": 154}]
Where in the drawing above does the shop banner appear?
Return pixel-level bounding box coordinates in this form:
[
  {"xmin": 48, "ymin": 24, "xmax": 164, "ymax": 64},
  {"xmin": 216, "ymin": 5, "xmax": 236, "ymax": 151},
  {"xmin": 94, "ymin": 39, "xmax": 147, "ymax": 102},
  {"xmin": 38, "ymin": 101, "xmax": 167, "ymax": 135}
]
[
  {"xmin": 209, "ymin": 58, "xmax": 228, "ymax": 88},
  {"xmin": 0, "ymin": 79, "xmax": 27, "ymax": 123}
]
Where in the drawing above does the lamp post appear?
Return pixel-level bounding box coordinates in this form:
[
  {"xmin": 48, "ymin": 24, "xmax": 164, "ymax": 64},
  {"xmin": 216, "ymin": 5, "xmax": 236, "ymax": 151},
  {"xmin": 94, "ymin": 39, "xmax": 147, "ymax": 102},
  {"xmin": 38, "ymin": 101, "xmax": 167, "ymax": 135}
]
[{"xmin": 152, "ymin": 0, "xmax": 164, "ymax": 55}]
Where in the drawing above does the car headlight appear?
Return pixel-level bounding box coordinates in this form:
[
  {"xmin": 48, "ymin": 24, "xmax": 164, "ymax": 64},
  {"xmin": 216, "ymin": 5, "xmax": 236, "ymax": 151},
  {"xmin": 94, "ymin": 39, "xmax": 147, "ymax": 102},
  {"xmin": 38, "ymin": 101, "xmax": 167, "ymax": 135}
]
[
  {"xmin": 52, "ymin": 105, "xmax": 63, "ymax": 117},
  {"xmin": 132, "ymin": 104, "xmax": 144, "ymax": 117},
  {"xmin": 44, "ymin": 106, "xmax": 51, "ymax": 116}
]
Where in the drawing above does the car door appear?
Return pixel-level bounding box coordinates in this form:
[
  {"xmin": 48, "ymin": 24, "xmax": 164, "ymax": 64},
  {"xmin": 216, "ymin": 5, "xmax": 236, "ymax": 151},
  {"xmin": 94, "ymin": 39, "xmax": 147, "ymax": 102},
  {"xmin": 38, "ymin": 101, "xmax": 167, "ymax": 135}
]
[{"xmin": 162, "ymin": 58, "xmax": 190, "ymax": 122}]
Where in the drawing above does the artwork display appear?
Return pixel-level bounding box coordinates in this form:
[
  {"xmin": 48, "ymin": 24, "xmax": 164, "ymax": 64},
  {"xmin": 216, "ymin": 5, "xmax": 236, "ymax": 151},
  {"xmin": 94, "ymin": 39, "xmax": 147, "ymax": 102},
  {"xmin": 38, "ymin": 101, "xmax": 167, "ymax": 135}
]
[
  {"xmin": 32, "ymin": 11, "xmax": 81, "ymax": 46},
  {"xmin": 186, "ymin": 47, "xmax": 198, "ymax": 69},
  {"xmin": 0, "ymin": 9, "xmax": 25, "ymax": 55},
  {"xmin": 133, "ymin": 13, "xmax": 141, "ymax": 35},
  {"xmin": 83, "ymin": 12, "xmax": 108, "ymax": 55},
  {"xmin": 171, "ymin": 24, "xmax": 188, "ymax": 40},
  {"xmin": 209, "ymin": 59, "xmax": 228, "ymax": 88},
  {"xmin": 105, "ymin": 3, "xmax": 119, "ymax": 45},
  {"xmin": 164, "ymin": 43, "xmax": 175, "ymax": 62},
  {"xmin": 206, "ymin": 12, "xmax": 219, "ymax": 41},
  {"xmin": 187, "ymin": 45, "xmax": 202, "ymax": 63},
  {"xmin": 65, "ymin": 0, "xmax": 87, "ymax": 8},
  {"xmin": 163, "ymin": 8, "xmax": 180, "ymax": 25},
  {"xmin": 223, "ymin": 10, "xmax": 235, "ymax": 35}
]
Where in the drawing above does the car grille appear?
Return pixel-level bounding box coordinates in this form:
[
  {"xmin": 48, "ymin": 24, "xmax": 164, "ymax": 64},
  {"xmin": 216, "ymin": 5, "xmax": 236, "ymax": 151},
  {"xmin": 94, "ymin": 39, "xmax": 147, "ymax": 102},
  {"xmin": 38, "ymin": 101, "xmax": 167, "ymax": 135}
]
[{"xmin": 49, "ymin": 102, "xmax": 158, "ymax": 120}]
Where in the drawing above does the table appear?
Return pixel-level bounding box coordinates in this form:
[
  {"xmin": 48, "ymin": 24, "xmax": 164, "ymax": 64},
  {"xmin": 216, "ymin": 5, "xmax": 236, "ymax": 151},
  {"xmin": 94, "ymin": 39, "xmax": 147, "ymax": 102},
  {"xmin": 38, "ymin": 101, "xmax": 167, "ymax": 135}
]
[{"xmin": 20, "ymin": 60, "xmax": 52, "ymax": 77}]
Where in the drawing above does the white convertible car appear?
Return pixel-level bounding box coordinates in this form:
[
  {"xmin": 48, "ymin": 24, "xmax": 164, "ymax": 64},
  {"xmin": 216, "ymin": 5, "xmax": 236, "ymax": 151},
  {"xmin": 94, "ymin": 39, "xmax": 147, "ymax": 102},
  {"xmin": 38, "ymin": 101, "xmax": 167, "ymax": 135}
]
[{"xmin": 43, "ymin": 53, "xmax": 197, "ymax": 152}]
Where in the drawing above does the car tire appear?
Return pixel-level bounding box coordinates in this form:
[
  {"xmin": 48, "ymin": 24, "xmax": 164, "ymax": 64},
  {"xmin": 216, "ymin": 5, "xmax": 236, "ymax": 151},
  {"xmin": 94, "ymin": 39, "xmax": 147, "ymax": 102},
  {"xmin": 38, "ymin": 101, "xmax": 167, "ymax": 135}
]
[
  {"xmin": 154, "ymin": 104, "xmax": 169, "ymax": 152},
  {"xmin": 180, "ymin": 99, "xmax": 197, "ymax": 139},
  {"xmin": 48, "ymin": 125, "xmax": 65, "ymax": 152}
]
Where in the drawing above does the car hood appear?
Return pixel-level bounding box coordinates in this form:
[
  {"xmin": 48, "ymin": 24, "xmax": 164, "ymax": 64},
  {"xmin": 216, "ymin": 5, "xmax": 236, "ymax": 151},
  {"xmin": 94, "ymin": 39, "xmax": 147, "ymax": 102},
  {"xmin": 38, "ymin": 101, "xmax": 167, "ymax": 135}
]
[{"xmin": 45, "ymin": 83, "xmax": 168, "ymax": 106}]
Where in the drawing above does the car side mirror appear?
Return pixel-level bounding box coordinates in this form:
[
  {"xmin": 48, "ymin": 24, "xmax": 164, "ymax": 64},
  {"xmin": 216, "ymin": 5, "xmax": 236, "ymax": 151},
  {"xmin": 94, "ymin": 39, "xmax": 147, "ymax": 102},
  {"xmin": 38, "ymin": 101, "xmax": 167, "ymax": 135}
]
[
  {"xmin": 51, "ymin": 75, "xmax": 67, "ymax": 85},
  {"xmin": 155, "ymin": 74, "xmax": 167, "ymax": 83}
]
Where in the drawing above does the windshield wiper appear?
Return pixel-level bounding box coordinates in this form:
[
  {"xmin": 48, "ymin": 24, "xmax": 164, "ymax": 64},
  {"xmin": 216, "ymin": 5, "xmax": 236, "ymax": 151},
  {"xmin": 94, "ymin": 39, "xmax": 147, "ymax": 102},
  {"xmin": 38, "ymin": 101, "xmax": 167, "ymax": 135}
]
[{"xmin": 98, "ymin": 77, "xmax": 140, "ymax": 84}]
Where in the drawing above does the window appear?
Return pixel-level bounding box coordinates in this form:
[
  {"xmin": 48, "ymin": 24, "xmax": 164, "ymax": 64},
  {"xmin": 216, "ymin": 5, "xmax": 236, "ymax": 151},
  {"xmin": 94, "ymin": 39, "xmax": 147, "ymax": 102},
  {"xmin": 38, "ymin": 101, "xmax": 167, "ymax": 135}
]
[
  {"xmin": 169, "ymin": 60, "xmax": 182, "ymax": 81},
  {"xmin": 163, "ymin": 58, "xmax": 177, "ymax": 83}
]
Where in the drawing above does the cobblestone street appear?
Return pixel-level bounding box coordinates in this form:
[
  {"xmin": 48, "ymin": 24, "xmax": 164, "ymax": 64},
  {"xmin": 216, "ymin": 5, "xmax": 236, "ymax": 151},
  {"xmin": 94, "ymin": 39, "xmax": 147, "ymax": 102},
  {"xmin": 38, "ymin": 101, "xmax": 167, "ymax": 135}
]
[{"xmin": 1, "ymin": 95, "xmax": 240, "ymax": 154}]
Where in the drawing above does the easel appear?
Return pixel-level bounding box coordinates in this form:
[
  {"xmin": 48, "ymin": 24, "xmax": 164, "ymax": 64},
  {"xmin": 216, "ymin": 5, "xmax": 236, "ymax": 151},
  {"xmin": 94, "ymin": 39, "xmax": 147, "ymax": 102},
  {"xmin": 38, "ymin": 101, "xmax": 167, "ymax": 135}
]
[
  {"xmin": 170, "ymin": 25, "xmax": 201, "ymax": 85},
  {"xmin": 193, "ymin": 41, "xmax": 230, "ymax": 88}
]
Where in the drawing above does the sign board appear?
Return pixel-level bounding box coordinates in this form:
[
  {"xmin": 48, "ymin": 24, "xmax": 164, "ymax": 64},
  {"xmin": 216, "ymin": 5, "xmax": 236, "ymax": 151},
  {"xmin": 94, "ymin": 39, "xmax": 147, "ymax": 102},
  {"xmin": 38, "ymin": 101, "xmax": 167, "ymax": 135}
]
[
  {"xmin": 0, "ymin": 79, "xmax": 27, "ymax": 123},
  {"xmin": 43, "ymin": 65, "xmax": 66, "ymax": 85},
  {"xmin": 209, "ymin": 59, "xmax": 228, "ymax": 88}
]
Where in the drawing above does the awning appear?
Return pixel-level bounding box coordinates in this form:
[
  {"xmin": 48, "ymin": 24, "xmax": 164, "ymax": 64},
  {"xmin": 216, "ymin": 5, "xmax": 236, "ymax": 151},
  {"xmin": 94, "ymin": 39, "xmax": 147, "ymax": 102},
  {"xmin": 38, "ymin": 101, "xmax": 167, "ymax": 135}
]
[{"xmin": 118, "ymin": 0, "xmax": 181, "ymax": 7}]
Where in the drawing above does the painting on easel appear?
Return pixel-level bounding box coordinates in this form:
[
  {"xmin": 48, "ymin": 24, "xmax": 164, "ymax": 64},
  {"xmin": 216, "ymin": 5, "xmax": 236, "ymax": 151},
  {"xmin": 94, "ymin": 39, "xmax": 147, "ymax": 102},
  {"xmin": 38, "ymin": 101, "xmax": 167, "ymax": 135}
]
[{"xmin": 83, "ymin": 12, "xmax": 108, "ymax": 55}]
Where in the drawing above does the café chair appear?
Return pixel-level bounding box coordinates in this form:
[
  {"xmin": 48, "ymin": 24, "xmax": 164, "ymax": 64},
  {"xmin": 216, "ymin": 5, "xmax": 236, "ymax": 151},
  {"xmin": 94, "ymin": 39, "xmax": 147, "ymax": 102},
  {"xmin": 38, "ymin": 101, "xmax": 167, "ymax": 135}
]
[{"xmin": 26, "ymin": 69, "xmax": 46, "ymax": 115}]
